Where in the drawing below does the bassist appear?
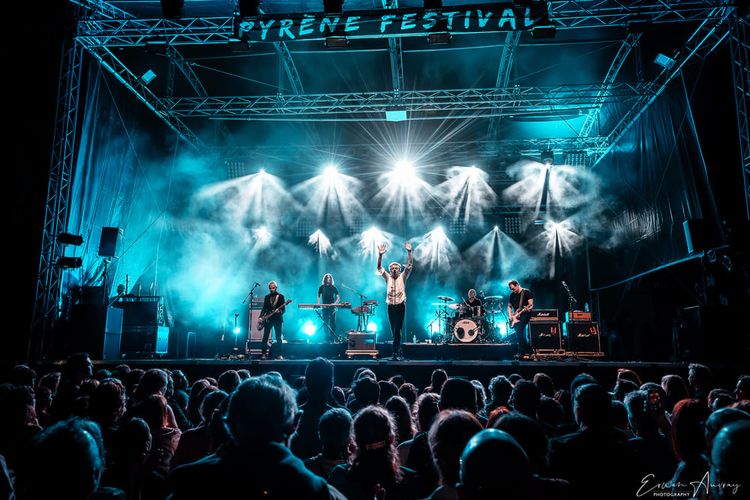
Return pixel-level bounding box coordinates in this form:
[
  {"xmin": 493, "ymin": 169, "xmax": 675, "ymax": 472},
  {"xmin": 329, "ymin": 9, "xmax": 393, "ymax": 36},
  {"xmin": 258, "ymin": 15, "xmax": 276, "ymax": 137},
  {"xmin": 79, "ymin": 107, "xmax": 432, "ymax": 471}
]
[
  {"xmin": 508, "ymin": 280, "xmax": 534, "ymax": 358},
  {"xmin": 260, "ymin": 281, "xmax": 287, "ymax": 360}
]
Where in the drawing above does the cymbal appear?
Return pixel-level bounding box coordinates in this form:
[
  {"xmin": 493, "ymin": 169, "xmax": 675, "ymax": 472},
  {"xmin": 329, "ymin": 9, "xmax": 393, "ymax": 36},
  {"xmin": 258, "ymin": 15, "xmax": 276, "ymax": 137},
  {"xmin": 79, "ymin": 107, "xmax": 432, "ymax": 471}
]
[
  {"xmin": 364, "ymin": 299, "xmax": 378, "ymax": 305},
  {"xmin": 437, "ymin": 295, "xmax": 455, "ymax": 302},
  {"xmin": 447, "ymin": 304, "xmax": 461, "ymax": 310},
  {"xmin": 484, "ymin": 295, "xmax": 504, "ymax": 300}
]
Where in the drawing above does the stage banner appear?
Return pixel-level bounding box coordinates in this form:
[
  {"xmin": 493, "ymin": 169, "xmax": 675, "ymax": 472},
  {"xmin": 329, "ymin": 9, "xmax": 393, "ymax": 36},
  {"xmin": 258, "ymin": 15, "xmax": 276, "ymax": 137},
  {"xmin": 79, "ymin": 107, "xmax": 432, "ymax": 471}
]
[{"xmin": 236, "ymin": 2, "xmax": 549, "ymax": 42}]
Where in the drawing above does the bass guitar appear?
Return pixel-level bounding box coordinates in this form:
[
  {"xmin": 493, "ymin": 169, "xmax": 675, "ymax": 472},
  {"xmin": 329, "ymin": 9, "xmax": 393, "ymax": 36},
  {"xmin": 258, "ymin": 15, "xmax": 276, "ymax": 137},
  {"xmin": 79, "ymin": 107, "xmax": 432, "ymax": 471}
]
[{"xmin": 257, "ymin": 299, "xmax": 292, "ymax": 330}]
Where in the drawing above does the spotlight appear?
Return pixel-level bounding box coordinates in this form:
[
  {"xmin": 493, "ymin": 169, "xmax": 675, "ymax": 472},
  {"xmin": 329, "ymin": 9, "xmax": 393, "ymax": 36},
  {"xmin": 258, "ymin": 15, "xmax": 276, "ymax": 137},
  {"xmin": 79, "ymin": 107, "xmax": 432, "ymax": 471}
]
[
  {"xmin": 55, "ymin": 257, "xmax": 82, "ymax": 269},
  {"xmin": 302, "ymin": 320, "xmax": 317, "ymax": 336},
  {"xmin": 654, "ymin": 53, "xmax": 676, "ymax": 70},
  {"xmin": 385, "ymin": 109, "xmax": 407, "ymax": 122},
  {"xmin": 57, "ymin": 233, "xmax": 84, "ymax": 246},
  {"xmin": 427, "ymin": 31, "xmax": 451, "ymax": 44},
  {"xmin": 233, "ymin": 326, "xmax": 241, "ymax": 335},
  {"xmin": 258, "ymin": 168, "xmax": 267, "ymax": 176},
  {"xmin": 238, "ymin": 0, "xmax": 261, "ymax": 17},
  {"xmin": 140, "ymin": 69, "xmax": 157, "ymax": 85},
  {"xmin": 324, "ymin": 36, "xmax": 349, "ymax": 49},
  {"xmin": 493, "ymin": 225, "xmax": 499, "ymax": 231},
  {"xmin": 541, "ymin": 149, "xmax": 554, "ymax": 166},
  {"xmin": 366, "ymin": 321, "xmax": 378, "ymax": 332},
  {"xmin": 531, "ymin": 25, "xmax": 556, "ymax": 39},
  {"xmin": 323, "ymin": 165, "xmax": 338, "ymax": 178},
  {"xmin": 160, "ymin": 0, "xmax": 184, "ymax": 18},
  {"xmin": 254, "ymin": 226, "xmax": 271, "ymax": 244}
]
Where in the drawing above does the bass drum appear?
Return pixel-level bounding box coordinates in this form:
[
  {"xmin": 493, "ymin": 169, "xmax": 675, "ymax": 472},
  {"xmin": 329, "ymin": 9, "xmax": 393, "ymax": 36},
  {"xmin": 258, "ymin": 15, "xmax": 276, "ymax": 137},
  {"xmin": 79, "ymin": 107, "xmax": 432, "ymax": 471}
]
[{"xmin": 453, "ymin": 319, "xmax": 480, "ymax": 343}]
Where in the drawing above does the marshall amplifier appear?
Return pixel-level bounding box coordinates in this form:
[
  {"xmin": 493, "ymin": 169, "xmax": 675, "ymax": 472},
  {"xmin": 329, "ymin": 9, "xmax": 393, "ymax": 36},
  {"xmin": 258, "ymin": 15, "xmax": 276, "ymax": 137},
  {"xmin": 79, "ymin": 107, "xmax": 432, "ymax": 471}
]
[
  {"xmin": 565, "ymin": 310, "xmax": 593, "ymax": 322},
  {"xmin": 529, "ymin": 309, "xmax": 559, "ymax": 322},
  {"xmin": 563, "ymin": 322, "xmax": 602, "ymax": 354},
  {"xmin": 529, "ymin": 322, "xmax": 562, "ymax": 351}
]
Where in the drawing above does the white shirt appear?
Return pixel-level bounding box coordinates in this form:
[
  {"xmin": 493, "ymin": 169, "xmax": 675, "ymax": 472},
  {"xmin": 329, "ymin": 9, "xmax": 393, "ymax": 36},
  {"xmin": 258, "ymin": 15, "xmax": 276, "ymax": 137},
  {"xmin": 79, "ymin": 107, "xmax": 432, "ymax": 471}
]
[{"xmin": 378, "ymin": 264, "xmax": 412, "ymax": 305}]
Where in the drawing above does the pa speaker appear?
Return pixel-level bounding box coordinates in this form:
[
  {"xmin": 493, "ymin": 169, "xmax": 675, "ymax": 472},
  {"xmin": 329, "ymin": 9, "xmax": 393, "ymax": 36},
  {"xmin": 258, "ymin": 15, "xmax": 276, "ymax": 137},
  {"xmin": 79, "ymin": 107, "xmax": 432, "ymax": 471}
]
[{"xmin": 98, "ymin": 227, "xmax": 123, "ymax": 258}]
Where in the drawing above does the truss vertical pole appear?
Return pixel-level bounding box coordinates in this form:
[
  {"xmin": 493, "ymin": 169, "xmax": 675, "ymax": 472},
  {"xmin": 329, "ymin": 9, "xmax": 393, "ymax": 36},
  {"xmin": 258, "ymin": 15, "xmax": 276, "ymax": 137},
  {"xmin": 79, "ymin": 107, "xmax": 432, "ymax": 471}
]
[
  {"xmin": 31, "ymin": 38, "xmax": 85, "ymax": 358},
  {"xmin": 730, "ymin": 16, "xmax": 750, "ymax": 220}
]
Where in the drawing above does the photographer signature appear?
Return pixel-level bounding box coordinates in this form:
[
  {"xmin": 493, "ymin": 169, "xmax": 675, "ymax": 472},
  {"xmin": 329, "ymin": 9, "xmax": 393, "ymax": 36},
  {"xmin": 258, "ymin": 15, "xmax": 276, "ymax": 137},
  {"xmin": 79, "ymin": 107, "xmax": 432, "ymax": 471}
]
[{"xmin": 637, "ymin": 472, "xmax": 741, "ymax": 498}]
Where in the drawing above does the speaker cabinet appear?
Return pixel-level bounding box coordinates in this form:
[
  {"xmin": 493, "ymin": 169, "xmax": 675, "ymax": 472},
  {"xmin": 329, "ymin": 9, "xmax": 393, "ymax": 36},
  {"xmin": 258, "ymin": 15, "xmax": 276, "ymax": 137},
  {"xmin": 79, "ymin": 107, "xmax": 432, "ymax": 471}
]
[
  {"xmin": 529, "ymin": 322, "xmax": 562, "ymax": 351},
  {"xmin": 99, "ymin": 227, "xmax": 123, "ymax": 258},
  {"xmin": 563, "ymin": 322, "xmax": 602, "ymax": 354}
]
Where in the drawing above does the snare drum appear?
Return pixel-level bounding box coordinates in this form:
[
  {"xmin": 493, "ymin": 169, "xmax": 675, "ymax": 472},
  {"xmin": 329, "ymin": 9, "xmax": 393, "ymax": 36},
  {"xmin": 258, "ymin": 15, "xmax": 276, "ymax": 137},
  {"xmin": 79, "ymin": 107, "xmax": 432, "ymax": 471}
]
[{"xmin": 453, "ymin": 319, "xmax": 480, "ymax": 343}]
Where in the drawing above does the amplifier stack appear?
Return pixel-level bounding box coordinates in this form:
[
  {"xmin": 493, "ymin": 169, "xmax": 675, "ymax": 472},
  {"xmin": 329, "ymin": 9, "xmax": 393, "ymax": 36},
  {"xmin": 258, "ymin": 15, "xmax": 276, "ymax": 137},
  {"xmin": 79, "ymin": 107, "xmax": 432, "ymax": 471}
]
[
  {"xmin": 529, "ymin": 309, "xmax": 562, "ymax": 353},
  {"xmin": 563, "ymin": 310, "xmax": 603, "ymax": 356}
]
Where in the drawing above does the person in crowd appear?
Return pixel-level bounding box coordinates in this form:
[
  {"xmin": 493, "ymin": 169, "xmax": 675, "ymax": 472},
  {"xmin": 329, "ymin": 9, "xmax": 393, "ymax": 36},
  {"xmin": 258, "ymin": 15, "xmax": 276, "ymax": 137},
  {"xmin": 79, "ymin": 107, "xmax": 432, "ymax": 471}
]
[
  {"xmin": 14, "ymin": 418, "xmax": 120, "ymax": 500},
  {"xmin": 10, "ymin": 364, "xmax": 36, "ymax": 388},
  {"xmin": 532, "ymin": 373, "xmax": 555, "ymax": 398},
  {"xmin": 0, "ymin": 384, "xmax": 42, "ymax": 471},
  {"xmin": 510, "ymin": 380, "xmax": 541, "ymax": 419},
  {"xmin": 291, "ymin": 357, "xmax": 336, "ymax": 459},
  {"xmin": 708, "ymin": 388, "xmax": 736, "ymax": 411},
  {"xmin": 397, "ymin": 392, "xmax": 440, "ymax": 497},
  {"xmin": 172, "ymin": 390, "xmax": 228, "ymax": 468},
  {"xmin": 170, "ymin": 370, "xmax": 189, "ymax": 410},
  {"xmin": 89, "ymin": 379, "xmax": 127, "ymax": 461},
  {"xmin": 329, "ymin": 406, "xmax": 417, "ymax": 500},
  {"xmin": 495, "ymin": 412, "xmax": 550, "ymax": 475},
  {"xmin": 427, "ymin": 410, "xmax": 483, "ymax": 500},
  {"xmin": 217, "ymin": 370, "xmax": 240, "ymax": 394},
  {"xmin": 398, "ymin": 383, "xmax": 418, "ymax": 409},
  {"xmin": 186, "ymin": 379, "xmax": 213, "ymax": 426},
  {"xmin": 486, "ymin": 375, "xmax": 513, "ymax": 414},
  {"xmin": 385, "ymin": 396, "xmax": 416, "ymax": 445},
  {"xmin": 304, "ymin": 408, "xmax": 353, "ymax": 480},
  {"xmin": 101, "ymin": 417, "xmax": 168, "ymax": 500},
  {"xmin": 688, "ymin": 363, "xmax": 714, "ymax": 404},
  {"xmin": 458, "ymin": 429, "xmax": 570, "ymax": 500},
  {"xmin": 710, "ymin": 421, "xmax": 750, "ymax": 500},
  {"xmin": 470, "ymin": 380, "xmax": 487, "ymax": 418},
  {"xmin": 133, "ymin": 394, "xmax": 181, "ymax": 475},
  {"xmin": 661, "ymin": 374, "xmax": 690, "ymax": 413},
  {"xmin": 536, "ymin": 396, "xmax": 565, "ymax": 437},
  {"xmin": 704, "ymin": 407, "xmax": 750, "ymax": 455},
  {"xmin": 51, "ymin": 352, "xmax": 94, "ymax": 422},
  {"xmin": 549, "ymin": 383, "xmax": 638, "ymax": 500},
  {"xmin": 668, "ymin": 398, "xmax": 711, "ymax": 490},
  {"xmin": 347, "ymin": 376, "xmax": 380, "ymax": 415},
  {"xmin": 623, "ymin": 390, "xmax": 675, "ymax": 482},
  {"xmin": 170, "ymin": 375, "xmax": 344, "ymax": 498},
  {"xmin": 330, "ymin": 386, "xmax": 346, "ymax": 407},
  {"xmin": 616, "ymin": 368, "xmax": 642, "ymax": 387},
  {"xmin": 378, "ymin": 380, "xmax": 399, "ymax": 405},
  {"xmin": 425, "ymin": 369, "xmax": 448, "ymax": 395},
  {"xmin": 735, "ymin": 375, "xmax": 749, "ymax": 401},
  {"xmin": 611, "ymin": 400, "xmax": 634, "ymax": 437},
  {"xmin": 612, "ymin": 379, "xmax": 639, "ymax": 402}
]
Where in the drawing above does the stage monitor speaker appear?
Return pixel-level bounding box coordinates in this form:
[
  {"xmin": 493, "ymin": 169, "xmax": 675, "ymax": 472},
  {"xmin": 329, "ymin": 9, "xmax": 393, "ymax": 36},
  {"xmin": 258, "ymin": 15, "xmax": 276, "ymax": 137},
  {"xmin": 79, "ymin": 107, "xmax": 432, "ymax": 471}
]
[
  {"xmin": 99, "ymin": 227, "xmax": 123, "ymax": 258},
  {"xmin": 529, "ymin": 322, "xmax": 562, "ymax": 351},
  {"xmin": 563, "ymin": 322, "xmax": 601, "ymax": 353},
  {"xmin": 103, "ymin": 307, "xmax": 123, "ymax": 360},
  {"xmin": 121, "ymin": 326, "xmax": 169, "ymax": 356}
]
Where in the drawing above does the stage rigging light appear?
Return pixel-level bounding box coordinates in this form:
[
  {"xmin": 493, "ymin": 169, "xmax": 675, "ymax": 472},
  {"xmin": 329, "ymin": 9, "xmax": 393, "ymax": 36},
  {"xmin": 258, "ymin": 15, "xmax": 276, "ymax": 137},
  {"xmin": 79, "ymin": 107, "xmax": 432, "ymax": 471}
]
[
  {"xmin": 57, "ymin": 233, "xmax": 84, "ymax": 246},
  {"xmin": 323, "ymin": 165, "xmax": 338, "ymax": 178},
  {"xmin": 55, "ymin": 257, "xmax": 82, "ymax": 269},
  {"xmin": 393, "ymin": 160, "xmax": 417, "ymax": 181},
  {"xmin": 324, "ymin": 36, "xmax": 349, "ymax": 49},
  {"xmin": 254, "ymin": 225, "xmax": 271, "ymax": 244},
  {"xmin": 308, "ymin": 229, "xmax": 332, "ymax": 255},
  {"xmin": 233, "ymin": 326, "xmax": 241, "ymax": 335},
  {"xmin": 140, "ymin": 69, "xmax": 157, "ymax": 85},
  {"xmin": 541, "ymin": 149, "xmax": 554, "ymax": 166}
]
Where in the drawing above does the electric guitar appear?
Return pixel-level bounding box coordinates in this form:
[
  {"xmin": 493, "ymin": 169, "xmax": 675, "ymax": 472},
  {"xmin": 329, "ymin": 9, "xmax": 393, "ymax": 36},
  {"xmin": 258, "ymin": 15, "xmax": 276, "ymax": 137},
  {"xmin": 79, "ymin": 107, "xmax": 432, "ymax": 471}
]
[
  {"xmin": 257, "ymin": 299, "xmax": 292, "ymax": 330},
  {"xmin": 509, "ymin": 304, "xmax": 532, "ymax": 328}
]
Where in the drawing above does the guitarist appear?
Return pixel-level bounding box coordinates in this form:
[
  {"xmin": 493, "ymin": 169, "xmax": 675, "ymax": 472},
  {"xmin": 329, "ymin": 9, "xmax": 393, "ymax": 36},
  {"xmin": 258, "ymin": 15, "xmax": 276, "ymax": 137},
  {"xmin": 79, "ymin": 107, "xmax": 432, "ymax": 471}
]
[
  {"xmin": 508, "ymin": 280, "xmax": 534, "ymax": 358},
  {"xmin": 260, "ymin": 281, "xmax": 287, "ymax": 360}
]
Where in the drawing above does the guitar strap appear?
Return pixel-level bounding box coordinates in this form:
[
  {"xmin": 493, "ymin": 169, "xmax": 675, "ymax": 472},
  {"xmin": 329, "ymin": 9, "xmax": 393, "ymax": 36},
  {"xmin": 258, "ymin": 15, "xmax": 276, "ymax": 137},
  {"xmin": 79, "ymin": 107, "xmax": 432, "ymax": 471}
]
[
  {"xmin": 273, "ymin": 294, "xmax": 280, "ymax": 309},
  {"xmin": 519, "ymin": 289, "xmax": 525, "ymax": 313}
]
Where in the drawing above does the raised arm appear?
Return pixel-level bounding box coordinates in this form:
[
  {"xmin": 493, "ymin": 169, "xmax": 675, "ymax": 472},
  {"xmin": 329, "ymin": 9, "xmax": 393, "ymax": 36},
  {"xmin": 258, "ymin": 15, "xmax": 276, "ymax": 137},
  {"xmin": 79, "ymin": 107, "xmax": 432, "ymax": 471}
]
[
  {"xmin": 405, "ymin": 242, "xmax": 413, "ymax": 267},
  {"xmin": 377, "ymin": 243, "xmax": 386, "ymax": 271}
]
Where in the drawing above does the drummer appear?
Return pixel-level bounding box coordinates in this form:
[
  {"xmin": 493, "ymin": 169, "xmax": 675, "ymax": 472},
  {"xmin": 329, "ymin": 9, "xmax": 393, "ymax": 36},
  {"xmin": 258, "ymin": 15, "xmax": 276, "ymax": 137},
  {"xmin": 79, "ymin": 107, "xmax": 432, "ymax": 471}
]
[{"xmin": 463, "ymin": 289, "xmax": 484, "ymax": 318}]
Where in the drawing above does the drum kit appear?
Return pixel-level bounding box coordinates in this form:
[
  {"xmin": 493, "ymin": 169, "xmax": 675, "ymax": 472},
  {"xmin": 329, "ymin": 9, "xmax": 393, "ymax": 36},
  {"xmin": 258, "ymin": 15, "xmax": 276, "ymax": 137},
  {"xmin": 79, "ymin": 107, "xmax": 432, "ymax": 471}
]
[{"xmin": 430, "ymin": 294, "xmax": 505, "ymax": 344}]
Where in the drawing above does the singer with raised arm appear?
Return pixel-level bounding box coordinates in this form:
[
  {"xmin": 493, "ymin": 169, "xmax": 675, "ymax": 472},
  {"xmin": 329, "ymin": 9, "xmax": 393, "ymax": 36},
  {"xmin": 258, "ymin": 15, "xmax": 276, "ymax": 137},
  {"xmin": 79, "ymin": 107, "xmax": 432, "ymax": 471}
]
[
  {"xmin": 377, "ymin": 241, "xmax": 413, "ymax": 360},
  {"xmin": 508, "ymin": 279, "xmax": 534, "ymax": 358},
  {"xmin": 260, "ymin": 281, "xmax": 287, "ymax": 360},
  {"xmin": 317, "ymin": 273, "xmax": 340, "ymax": 341}
]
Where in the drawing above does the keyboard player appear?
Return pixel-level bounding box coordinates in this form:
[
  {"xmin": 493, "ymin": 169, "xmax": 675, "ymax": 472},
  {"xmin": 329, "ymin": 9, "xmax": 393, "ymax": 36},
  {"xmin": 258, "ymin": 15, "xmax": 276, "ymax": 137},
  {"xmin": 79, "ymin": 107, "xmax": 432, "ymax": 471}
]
[{"xmin": 318, "ymin": 273, "xmax": 340, "ymax": 341}]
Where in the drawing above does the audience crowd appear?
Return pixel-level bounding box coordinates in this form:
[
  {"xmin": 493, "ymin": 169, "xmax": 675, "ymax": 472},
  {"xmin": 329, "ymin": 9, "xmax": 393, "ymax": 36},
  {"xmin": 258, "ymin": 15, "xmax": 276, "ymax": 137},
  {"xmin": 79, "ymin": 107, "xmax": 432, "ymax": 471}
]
[{"xmin": 0, "ymin": 356, "xmax": 748, "ymax": 500}]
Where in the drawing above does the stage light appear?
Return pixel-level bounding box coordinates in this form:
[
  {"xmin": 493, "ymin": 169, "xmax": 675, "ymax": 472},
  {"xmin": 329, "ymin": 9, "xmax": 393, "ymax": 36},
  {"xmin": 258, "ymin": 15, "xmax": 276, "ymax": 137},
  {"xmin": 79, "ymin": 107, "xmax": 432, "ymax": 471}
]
[
  {"xmin": 233, "ymin": 326, "xmax": 241, "ymax": 335},
  {"xmin": 325, "ymin": 36, "xmax": 349, "ymax": 48},
  {"xmin": 140, "ymin": 69, "xmax": 157, "ymax": 85},
  {"xmin": 55, "ymin": 257, "xmax": 82, "ymax": 269},
  {"xmin": 308, "ymin": 229, "xmax": 332, "ymax": 255},
  {"xmin": 360, "ymin": 226, "xmax": 392, "ymax": 258},
  {"xmin": 258, "ymin": 168, "xmax": 267, "ymax": 176},
  {"xmin": 393, "ymin": 160, "xmax": 415, "ymax": 177},
  {"xmin": 654, "ymin": 53, "xmax": 676, "ymax": 69},
  {"xmin": 323, "ymin": 165, "xmax": 338, "ymax": 178},
  {"xmin": 532, "ymin": 25, "xmax": 556, "ymax": 39},
  {"xmin": 57, "ymin": 233, "xmax": 84, "ymax": 246},
  {"xmin": 302, "ymin": 320, "xmax": 317, "ymax": 336},
  {"xmin": 541, "ymin": 149, "xmax": 554, "ymax": 166},
  {"xmin": 254, "ymin": 226, "xmax": 271, "ymax": 244},
  {"xmin": 493, "ymin": 225, "xmax": 499, "ymax": 231},
  {"xmin": 414, "ymin": 226, "xmax": 460, "ymax": 271},
  {"xmin": 385, "ymin": 109, "xmax": 408, "ymax": 122},
  {"xmin": 291, "ymin": 164, "xmax": 365, "ymax": 229},
  {"xmin": 436, "ymin": 166, "xmax": 497, "ymax": 228},
  {"xmin": 366, "ymin": 321, "xmax": 378, "ymax": 332}
]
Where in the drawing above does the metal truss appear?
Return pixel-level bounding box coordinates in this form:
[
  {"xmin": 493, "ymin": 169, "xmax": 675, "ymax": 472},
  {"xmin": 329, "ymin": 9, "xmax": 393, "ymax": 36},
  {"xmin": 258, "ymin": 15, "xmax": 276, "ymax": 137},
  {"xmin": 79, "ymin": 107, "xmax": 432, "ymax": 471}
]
[
  {"xmin": 215, "ymin": 136, "xmax": 610, "ymax": 159},
  {"xmin": 592, "ymin": 7, "xmax": 735, "ymax": 167},
  {"xmin": 31, "ymin": 40, "xmax": 84, "ymax": 355},
  {"xmin": 487, "ymin": 31, "xmax": 521, "ymax": 139},
  {"xmin": 730, "ymin": 16, "xmax": 750, "ymax": 220},
  {"xmin": 579, "ymin": 32, "xmax": 642, "ymax": 138},
  {"xmin": 168, "ymin": 83, "xmax": 648, "ymax": 119},
  {"xmin": 273, "ymin": 42, "xmax": 304, "ymax": 95},
  {"xmin": 74, "ymin": 1, "xmax": 731, "ymax": 47},
  {"xmin": 166, "ymin": 45, "xmax": 207, "ymax": 97},
  {"xmin": 86, "ymin": 46, "xmax": 203, "ymax": 148},
  {"xmin": 383, "ymin": 0, "xmax": 405, "ymax": 93}
]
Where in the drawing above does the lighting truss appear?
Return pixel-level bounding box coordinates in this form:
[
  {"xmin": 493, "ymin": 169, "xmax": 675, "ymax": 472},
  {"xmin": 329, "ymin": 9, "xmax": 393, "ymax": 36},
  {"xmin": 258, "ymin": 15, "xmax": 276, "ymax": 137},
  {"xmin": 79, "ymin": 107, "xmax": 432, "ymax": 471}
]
[
  {"xmin": 730, "ymin": 16, "xmax": 750, "ymax": 220},
  {"xmin": 168, "ymin": 83, "xmax": 648, "ymax": 119}
]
